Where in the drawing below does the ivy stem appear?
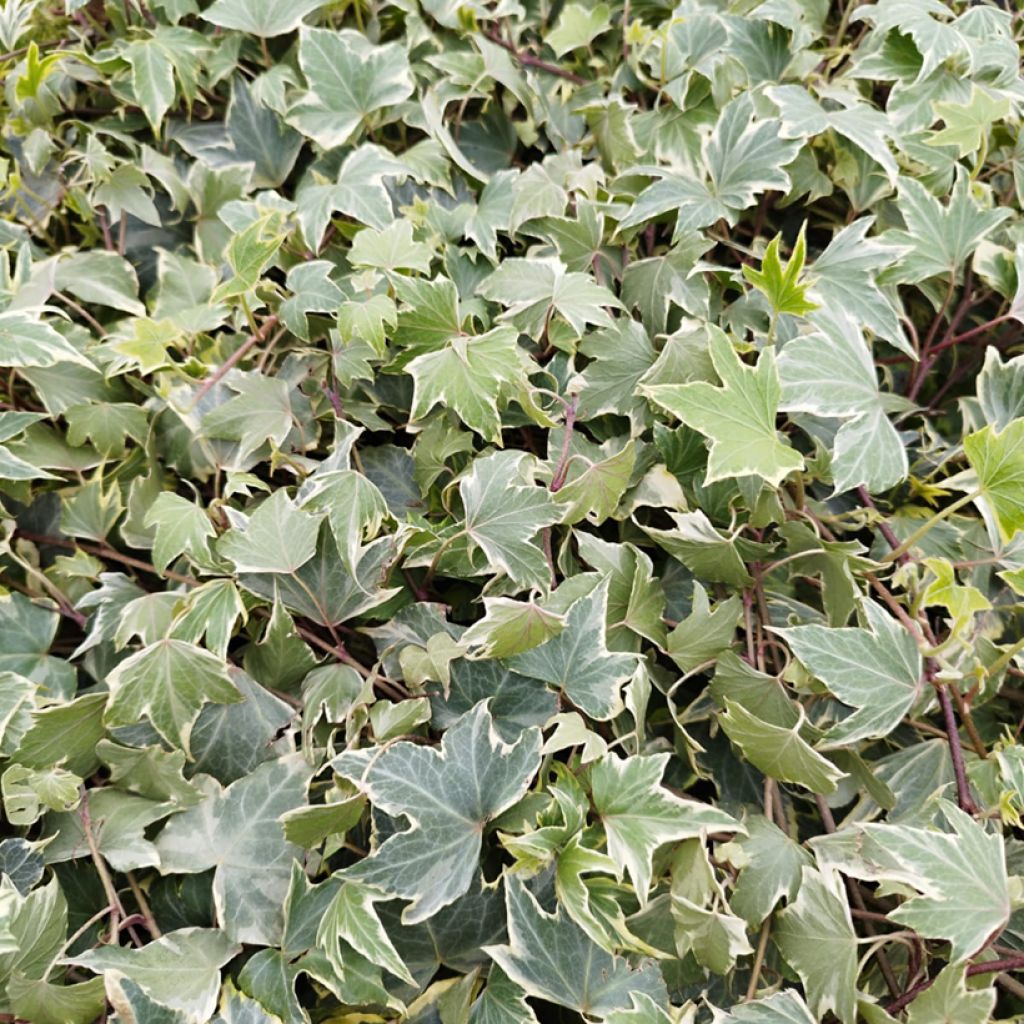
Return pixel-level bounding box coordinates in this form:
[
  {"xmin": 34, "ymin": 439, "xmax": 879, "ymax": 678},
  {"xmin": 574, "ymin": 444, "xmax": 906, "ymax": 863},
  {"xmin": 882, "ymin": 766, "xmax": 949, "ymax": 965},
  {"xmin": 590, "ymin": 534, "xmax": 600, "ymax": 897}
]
[
  {"xmin": 888, "ymin": 955, "xmax": 1024, "ymax": 1014},
  {"xmin": 934, "ymin": 674, "xmax": 978, "ymax": 814},
  {"xmin": 549, "ymin": 395, "xmax": 578, "ymax": 493},
  {"xmin": 744, "ymin": 920, "xmax": 771, "ymax": 1001},
  {"xmin": 126, "ymin": 872, "xmax": 161, "ymax": 938},
  {"xmin": 881, "ymin": 489, "xmax": 980, "ymax": 564},
  {"xmin": 80, "ymin": 791, "xmax": 126, "ymax": 943}
]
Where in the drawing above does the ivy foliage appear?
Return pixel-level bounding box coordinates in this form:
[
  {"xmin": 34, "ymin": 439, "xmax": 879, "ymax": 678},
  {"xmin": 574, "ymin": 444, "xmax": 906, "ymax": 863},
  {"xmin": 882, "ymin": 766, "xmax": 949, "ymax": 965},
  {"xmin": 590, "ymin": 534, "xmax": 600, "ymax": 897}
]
[{"xmin": 1, "ymin": 0, "xmax": 1024, "ymax": 1022}]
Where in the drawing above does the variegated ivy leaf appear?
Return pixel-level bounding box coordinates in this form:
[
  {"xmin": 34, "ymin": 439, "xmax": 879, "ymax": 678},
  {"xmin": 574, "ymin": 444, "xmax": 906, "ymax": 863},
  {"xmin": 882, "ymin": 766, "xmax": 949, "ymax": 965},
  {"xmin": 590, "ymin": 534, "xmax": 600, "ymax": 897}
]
[
  {"xmin": 642, "ymin": 327, "xmax": 804, "ymax": 486},
  {"xmin": 154, "ymin": 755, "xmax": 311, "ymax": 945},
  {"xmin": 812, "ymin": 804, "xmax": 1011, "ymax": 963},
  {"xmin": 590, "ymin": 752, "xmax": 742, "ymax": 903},
  {"xmin": 289, "ymin": 28, "xmax": 414, "ymax": 148},
  {"xmin": 484, "ymin": 876, "xmax": 668, "ymax": 1017},
  {"xmin": 774, "ymin": 600, "xmax": 922, "ymax": 746},
  {"xmin": 332, "ymin": 704, "xmax": 541, "ymax": 923},
  {"xmin": 778, "ymin": 311, "xmax": 908, "ymax": 494}
]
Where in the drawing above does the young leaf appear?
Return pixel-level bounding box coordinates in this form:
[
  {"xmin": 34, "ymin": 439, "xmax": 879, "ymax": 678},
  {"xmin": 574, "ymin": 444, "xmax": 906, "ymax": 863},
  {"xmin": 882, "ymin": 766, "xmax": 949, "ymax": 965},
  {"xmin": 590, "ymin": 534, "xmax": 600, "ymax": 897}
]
[{"xmin": 742, "ymin": 226, "xmax": 819, "ymax": 318}]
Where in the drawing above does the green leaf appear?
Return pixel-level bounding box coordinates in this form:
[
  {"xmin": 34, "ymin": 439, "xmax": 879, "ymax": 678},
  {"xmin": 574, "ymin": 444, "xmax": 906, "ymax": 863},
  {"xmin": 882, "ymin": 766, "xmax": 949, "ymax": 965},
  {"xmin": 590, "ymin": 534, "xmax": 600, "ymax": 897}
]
[
  {"xmin": 779, "ymin": 311, "xmax": 908, "ymax": 493},
  {"xmin": 201, "ymin": 0, "xmax": 331, "ymax": 36},
  {"xmin": 154, "ymin": 756, "xmax": 311, "ymax": 945},
  {"xmin": 719, "ymin": 700, "xmax": 846, "ymax": 794},
  {"xmin": 484, "ymin": 876, "xmax": 668, "ymax": 1017},
  {"xmin": 906, "ymin": 964, "xmax": 996, "ymax": 1024},
  {"xmin": 619, "ymin": 94, "xmax": 801, "ymax": 233},
  {"xmin": 807, "ymin": 219, "xmax": 910, "ymax": 354},
  {"xmin": 289, "ymin": 27, "xmax": 414, "ymax": 147},
  {"xmin": 459, "ymin": 451, "xmax": 561, "ymax": 589},
  {"xmin": 963, "ymin": 417, "xmax": 1024, "ymax": 542},
  {"xmin": 774, "ymin": 601, "xmax": 921, "ymax": 745},
  {"xmin": 545, "ymin": 3, "xmax": 611, "ymax": 55},
  {"xmin": 927, "ymin": 86, "xmax": 1010, "ymax": 158},
  {"xmin": 407, "ymin": 328, "xmax": 526, "ymax": 441},
  {"xmin": 104, "ymin": 639, "xmax": 243, "ymax": 756},
  {"xmin": 332, "ymin": 704, "xmax": 541, "ymax": 923},
  {"xmin": 477, "ymin": 257, "xmax": 621, "ymax": 339},
  {"xmin": 642, "ymin": 327, "xmax": 804, "ymax": 486},
  {"xmin": 0, "ymin": 312, "xmax": 94, "ymax": 370},
  {"xmin": 742, "ymin": 226, "xmax": 818, "ymax": 318},
  {"xmin": 7, "ymin": 974, "xmax": 106, "ymax": 1024},
  {"xmin": 2, "ymin": 764, "xmax": 81, "ymax": 826},
  {"xmin": 218, "ymin": 490, "xmax": 322, "ymax": 574},
  {"xmin": 55, "ymin": 251, "xmax": 145, "ymax": 316},
  {"xmin": 43, "ymin": 789, "xmax": 173, "ymax": 871},
  {"xmin": 590, "ymin": 752, "xmax": 741, "ymax": 903},
  {"xmin": 69, "ymin": 928, "xmax": 241, "ymax": 1020},
  {"xmin": 886, "ymin": 170, "xmax": 1012, "ymax": 283},
  {"xmin": 349, "ymin": 220, "xmax": 433, "ymax": 274},
  {"xmin": 775, "ymin": 868, "xmax": 858, "ymax": 1024},
  {"xmin": 317, "ymin": 882, "xmax": 414, "ymax": 984},
  {"xmin": 811, "ymin": 804, "xmax": 1010, "ymax": 962},
  {"xmin": 715, "ymin": 991, "xmax": 817, "ymax": 1023},
  {"xmin": 144, "ymin": 492, "xmax": 216, "ymax": 573},
  {"xmin": 508, "ymin": 578, "xmax": 636, "ymax": 720}
]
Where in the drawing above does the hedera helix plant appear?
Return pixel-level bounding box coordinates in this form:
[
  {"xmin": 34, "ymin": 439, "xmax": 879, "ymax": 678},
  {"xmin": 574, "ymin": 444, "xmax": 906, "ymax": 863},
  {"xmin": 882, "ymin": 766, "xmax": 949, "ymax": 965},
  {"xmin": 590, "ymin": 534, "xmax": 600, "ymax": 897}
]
[{"xmin": 1, "ymin": 0, "xmax": 1024, "ymax": 1021}]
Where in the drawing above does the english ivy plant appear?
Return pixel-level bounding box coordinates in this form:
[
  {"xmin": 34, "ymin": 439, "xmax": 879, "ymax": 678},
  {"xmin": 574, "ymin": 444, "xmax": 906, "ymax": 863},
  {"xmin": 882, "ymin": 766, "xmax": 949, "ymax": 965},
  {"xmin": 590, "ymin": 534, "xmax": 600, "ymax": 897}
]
[{"xmin": 1, "ymin": 0, "xmax": 1024, "ymax": 1022}]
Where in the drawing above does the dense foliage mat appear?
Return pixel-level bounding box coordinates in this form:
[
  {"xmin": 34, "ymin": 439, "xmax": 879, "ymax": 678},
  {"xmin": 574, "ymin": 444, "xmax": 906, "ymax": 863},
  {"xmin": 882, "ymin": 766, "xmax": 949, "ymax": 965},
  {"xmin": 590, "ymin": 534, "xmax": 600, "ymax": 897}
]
[{"xmin": 2, "ymin": 0, "xmax": 1024, "ymax": 1021}]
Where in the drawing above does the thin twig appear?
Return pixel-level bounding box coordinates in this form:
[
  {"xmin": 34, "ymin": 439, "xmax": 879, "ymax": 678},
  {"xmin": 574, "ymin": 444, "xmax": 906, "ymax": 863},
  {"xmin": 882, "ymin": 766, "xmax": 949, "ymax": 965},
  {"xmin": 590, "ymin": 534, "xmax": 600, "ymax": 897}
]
[
  {"xmin": 126, "ymin": 872, "xmax": 161, "ymax": 938},
  {"xmin": 484, "ymin": 29, "xmax": 586, "ymax": 83},
  {"xmin": 190, "ymin": 315, "xmax": 280, "ymax": 409},
  {"xmin": 80, "ymin": 792, "xmax": 125, "ymax": 943},
  {"xmin": 887, "ymin": 955, "xmax": 1024, "ymax": 1014}
]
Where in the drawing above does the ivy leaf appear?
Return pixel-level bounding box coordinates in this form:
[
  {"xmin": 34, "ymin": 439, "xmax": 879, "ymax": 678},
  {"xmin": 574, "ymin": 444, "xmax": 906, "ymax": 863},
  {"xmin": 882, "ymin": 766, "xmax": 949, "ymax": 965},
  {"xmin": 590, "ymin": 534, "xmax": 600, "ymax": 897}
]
[
  {"xmin": 484, "ymin": 876, "xmax": 668, "ymax": 1017},
  {"xmin": 154, "ymin": 756, "xmax": 312, "ymax": 945},
  {"xmin": 201, "ymin": 0, "xmax": 331, "ymax": 36},
  {"xmin": 714, "ymin": 991, "xmax": 817, "ymax": 1023},
  {"xmin": 775, "ymin": 869, "xmax": 858, "ymax": 1024},
  {"xmin": 885, "ymin": 170, "xmax": 1012, "ymax": 283},
  {"xmin": 508, "ymin": 578, "xmax": 636, "ymax": 720},
  {"xmin": 218, "ymin": 490, "xmax": 322, "ymax": 575},
  {"xmin": 104, "ymin": 639, "xmax": 243, "ymax": 756},
  {"xmin": 811, "ymin": 805, "xmax": 1010, "ymax": 962},
  {"xmin": 407, "ymin": 328, "xmax": 526, "ymax": 442},
  {"xmin": 619, "ymin": 94, "xmax": 801, "ymax": 233},
  {"xmin": 921, "ymin": 557, "xmax": 991, "ymax": 635},
  {"xmin": 289, "ymin": 27, "xmax": 414, "ymax": 148},
  {"xmin": 963, "ymin": 417, "xmax": 1024, "ymax": 542},
  {"xmin": 742, "ymin": 226, "xmax": 818, "ymax": 318},
  {"xmin": 719, "ymin": 700, "xmax": 846, "ymax": 794},
  {"xmin": 590, "ymin": 752, "xmax": 741, "ymax": 903},
  {"xmin": 642, "ymin": 327, "xmax": 804, "ymax": 486},
  {"xmin": 331, "ymin": 704, "xmax": 541, "ymax": 923},
  {"xmin": 459, "ymin": 451, "xmax": 561, "ymax": 589},
  {"xmin": 906, "ymin": 964, "xmax": 996, "ymax": 1024},
  {"xmin": 317, "ymin": 882, "xmax": 414, "ymax": 985},
  {"xmin": 778, "ymin": 311, "xmax": 908, "ymax": 493},
  {"xmin": 477, "ymin": 257, "xmax": 621, "ymax": 338},
  {"xmin": 927, "ymin": 86, "xmax": 1010, "ymax": 158},
  {"xmin": 0, "ymin": 312, "xmax": 94, "ymax": 370},
  {"xmin": 807, "ymin": 219, "xmax": 910, "ymax": 355},
  {"xmin": 68, "ymin": 928, "xmax": 241, "ymax": 1021},
  {"xmin": 144, "ymin": 492, "xmax": 216, "ymax": 573},
  {"xmin": 546, "ymin": 3, "xmax": 611, "ymax": 55},
  {"xmin": 349, "ymin": 220, "xmax": 433, "ymax": 275},
  {"xmin": 774, "ymin": 601, "xmax": 921, "ymax": 745}
]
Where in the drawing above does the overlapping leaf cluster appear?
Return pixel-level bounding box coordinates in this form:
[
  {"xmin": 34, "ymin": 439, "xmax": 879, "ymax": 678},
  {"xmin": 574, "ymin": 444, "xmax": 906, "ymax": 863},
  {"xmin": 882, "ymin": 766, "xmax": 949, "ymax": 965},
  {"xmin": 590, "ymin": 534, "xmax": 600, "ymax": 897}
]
[{"xmin": 1, "ymin": 0, "xmax": 1024, "ymax": 1021}]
